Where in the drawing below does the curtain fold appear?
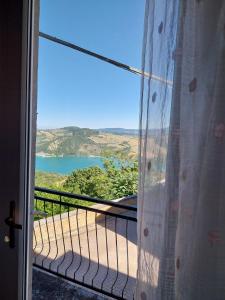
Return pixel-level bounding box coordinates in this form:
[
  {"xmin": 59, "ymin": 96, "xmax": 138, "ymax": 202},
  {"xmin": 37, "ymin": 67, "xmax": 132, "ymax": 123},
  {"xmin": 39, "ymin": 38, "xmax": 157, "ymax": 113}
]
[{"xmin": 137, "ymin": 1, "xmax": 225, "ymax": 299}]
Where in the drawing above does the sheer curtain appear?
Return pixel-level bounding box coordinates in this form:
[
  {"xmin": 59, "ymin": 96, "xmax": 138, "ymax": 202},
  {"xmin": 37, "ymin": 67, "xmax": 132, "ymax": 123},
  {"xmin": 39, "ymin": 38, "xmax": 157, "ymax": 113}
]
[{"xmin": 137, "ymin": 0, "xmax": 225, "ymax": 299}]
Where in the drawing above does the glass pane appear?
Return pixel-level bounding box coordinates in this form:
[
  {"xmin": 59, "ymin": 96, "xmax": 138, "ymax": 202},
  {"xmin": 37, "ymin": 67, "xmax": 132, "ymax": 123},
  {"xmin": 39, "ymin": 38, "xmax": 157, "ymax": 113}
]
[
  {"xmin": 36, "ymin": 38, "xmax": 140, "ymax": 172},
  {"xmin": 38, "ymin": 38, "xmax": 140, "ymax": 130},
  {"xmin": 40, "ymin": 0, "xmax": 145, "ymax": 69}
]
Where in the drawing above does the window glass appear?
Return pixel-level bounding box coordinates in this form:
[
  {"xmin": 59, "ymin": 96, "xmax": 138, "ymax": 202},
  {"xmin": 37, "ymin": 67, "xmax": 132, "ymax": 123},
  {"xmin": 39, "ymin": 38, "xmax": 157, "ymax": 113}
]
[
  {"xmin": 37, "ymin": 38, "xmax": 140, "ymax": 130},
  {"xmin": 40, "ymin": 0, "xmax": 145, "ymax": 69}
]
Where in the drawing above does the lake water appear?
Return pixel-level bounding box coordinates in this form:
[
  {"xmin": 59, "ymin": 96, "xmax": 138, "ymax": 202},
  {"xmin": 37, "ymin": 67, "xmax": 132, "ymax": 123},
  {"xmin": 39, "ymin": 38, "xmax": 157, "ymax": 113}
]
[{"xmin": 35, "ymin": 156, "xmax": 105, "ymax": 175}]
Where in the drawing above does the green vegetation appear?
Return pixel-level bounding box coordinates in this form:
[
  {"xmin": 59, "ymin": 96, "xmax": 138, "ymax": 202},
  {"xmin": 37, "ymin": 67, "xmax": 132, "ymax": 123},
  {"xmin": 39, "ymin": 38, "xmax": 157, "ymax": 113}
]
[
  {"xmin": 35, "ymin": 159, "xmax": 138, "ymax": 200},
  {"xmin": 34, "ymin": 158, "xmax": 138, "ymax": 218},
  {"xmin": 63, "ymin": 159, "xmax": 138, "ymax": 200},
  {"xmin": 35, "ymin": 171, "xmax": 66, "ymax": 188},
  {"xmin": 35, "ymin": 126, "xmax": 167, "ymax": 218}
]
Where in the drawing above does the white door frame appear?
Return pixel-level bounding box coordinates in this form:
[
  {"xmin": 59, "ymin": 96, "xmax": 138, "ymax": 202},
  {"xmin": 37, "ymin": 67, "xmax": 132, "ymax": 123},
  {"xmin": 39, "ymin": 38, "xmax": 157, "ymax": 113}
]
[
  {"xmin": 0, "ymin": 1, "xmax": 39, "ymax": 299},
  {"xmin": 20, "ymin": 0, "xmax": 39, "ymax": 299}
]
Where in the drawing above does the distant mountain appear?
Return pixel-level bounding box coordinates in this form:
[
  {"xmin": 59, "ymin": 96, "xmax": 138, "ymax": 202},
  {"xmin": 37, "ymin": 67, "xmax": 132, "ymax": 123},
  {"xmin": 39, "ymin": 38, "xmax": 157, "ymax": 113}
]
[
  {"xmin": 36, "ymin": 126, "xmax": 138, "ymax": 158},
  {"xmin": 36, "ymin": 126, "xmax": 168, "ymax": 159},
  {"xmin": 99, "ymin": 127, "xmax": 169, "ymax": 137},
  {"xmin": 99, "ymin": 128, "xmax": 139, "ymax": 136}
]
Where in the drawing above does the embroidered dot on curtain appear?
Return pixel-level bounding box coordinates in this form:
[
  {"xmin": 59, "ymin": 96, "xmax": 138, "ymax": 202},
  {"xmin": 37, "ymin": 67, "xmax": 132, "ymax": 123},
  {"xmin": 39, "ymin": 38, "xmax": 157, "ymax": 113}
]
[{"xmin": 137, "ymin": 0, "xmax": 225, "ymax": 299}]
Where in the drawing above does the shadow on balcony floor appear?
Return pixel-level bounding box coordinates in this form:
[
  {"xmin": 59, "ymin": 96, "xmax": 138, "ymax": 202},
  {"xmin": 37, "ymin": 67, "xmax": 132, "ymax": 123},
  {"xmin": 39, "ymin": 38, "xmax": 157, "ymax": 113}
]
[{"xmin": 32, "ymin": 268, "xmax": 110, "ymax": 300}]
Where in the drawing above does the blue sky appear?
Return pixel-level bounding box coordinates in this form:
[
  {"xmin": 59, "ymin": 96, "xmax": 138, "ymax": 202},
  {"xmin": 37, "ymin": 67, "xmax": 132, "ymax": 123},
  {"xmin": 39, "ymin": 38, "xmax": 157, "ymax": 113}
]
[{"xmin": 37, "ymin": 0, "xmax": 145, "ymax": 129}]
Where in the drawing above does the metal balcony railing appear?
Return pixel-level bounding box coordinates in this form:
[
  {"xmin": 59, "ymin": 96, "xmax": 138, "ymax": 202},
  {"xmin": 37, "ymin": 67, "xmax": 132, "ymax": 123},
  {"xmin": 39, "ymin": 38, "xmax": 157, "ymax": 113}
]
[{"xmin": 33, "ymin": 187, "xmax": 137, "ymax": 300}]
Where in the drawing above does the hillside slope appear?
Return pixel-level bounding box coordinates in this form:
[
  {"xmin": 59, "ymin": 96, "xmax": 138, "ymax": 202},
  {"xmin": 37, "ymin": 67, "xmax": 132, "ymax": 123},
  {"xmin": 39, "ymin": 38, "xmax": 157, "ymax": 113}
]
[
  {"xmin": 36, "ymin": 126, "xmax": 139, "ymax": 158},
  {"xmin": 36, "ymin": 126, "xmax": 168, "ymax": 159}
]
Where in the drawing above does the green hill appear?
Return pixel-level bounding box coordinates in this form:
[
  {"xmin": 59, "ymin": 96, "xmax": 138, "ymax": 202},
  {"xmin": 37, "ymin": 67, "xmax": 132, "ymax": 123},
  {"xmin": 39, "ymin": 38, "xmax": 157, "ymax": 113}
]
[
  {"xmin": 36, "ymin": 126, "xmax": 168, "ymax": 159},
  {"xmin": 36, "ymin": 126, "xmax": 139, "ymax": 158}
]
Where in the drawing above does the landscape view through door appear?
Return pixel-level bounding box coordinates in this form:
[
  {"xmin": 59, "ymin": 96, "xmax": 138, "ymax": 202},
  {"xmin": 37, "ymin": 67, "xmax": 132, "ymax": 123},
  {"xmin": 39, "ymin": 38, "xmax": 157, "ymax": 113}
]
[{"xmin": 33, "ymin": 1, "xmax": 144, "ymax": 299}]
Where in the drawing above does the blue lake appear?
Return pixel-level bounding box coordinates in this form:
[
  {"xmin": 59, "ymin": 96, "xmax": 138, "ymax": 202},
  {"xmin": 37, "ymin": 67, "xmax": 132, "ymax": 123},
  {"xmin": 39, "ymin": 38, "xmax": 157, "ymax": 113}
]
[{"xmin": 35, "ymin": 156, "xmax": 105, "ymax": 175}]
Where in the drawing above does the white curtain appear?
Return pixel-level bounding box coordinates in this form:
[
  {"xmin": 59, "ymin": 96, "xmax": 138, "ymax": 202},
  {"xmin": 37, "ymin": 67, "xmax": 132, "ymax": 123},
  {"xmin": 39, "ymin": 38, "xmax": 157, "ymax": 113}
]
[{"xmin": 137, "ymin": 0, "xmax": 225, "ymax": 299}]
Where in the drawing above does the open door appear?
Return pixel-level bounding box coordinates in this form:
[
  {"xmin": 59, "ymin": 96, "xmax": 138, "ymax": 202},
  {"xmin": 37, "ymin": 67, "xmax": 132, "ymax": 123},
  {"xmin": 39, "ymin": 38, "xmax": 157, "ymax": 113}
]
[{"xmin": 0, "ymin": 1, "xmax": 39, "ymax": 299}]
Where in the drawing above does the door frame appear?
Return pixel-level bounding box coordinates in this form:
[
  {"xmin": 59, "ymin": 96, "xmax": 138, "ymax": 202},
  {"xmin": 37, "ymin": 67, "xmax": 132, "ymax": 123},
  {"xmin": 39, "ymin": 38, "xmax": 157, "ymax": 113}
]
[
  {"xmin": 0, "ymin": 1, "xmax": 39, "ymax": 299},
  {"xmin": 19, "ymin": 0, "xmax": 39, "ymax": 299}
]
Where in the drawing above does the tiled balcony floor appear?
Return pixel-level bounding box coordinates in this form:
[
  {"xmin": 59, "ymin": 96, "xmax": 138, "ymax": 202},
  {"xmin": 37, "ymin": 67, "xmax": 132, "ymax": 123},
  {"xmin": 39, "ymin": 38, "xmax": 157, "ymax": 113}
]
[
  {"xmin": 33, "ymin": 209, "xmax": 137, "ymax": 299},
  {"xmin": 32, "ymin": 268, "xmax": 110, "ymax": 300}
]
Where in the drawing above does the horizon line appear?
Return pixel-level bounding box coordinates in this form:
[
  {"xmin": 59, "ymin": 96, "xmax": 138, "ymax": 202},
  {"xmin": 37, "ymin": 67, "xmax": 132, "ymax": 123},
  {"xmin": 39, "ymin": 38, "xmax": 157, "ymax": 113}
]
[
  {"xmin": 37, "ymin": 126, "xmax": 139, "ymax": 130},
  {"xmin": 37, "ymin": 125, "xmax": 167, "ymax": 131}
]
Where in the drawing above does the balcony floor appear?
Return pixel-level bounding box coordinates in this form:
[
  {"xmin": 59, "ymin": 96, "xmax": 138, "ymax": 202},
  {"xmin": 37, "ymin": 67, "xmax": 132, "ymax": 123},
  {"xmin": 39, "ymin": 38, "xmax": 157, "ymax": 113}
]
[{"xmin": 32, "ymin": 268, "xmax": 110, "ymax": 300}]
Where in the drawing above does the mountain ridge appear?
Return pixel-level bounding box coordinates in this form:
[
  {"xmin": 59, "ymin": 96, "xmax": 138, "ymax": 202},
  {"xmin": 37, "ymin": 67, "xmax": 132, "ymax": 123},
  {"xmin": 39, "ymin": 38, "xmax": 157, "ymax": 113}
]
[
  {"xmin": 98, "ymin": 128, "xmax": 139, "ymax": 135},
  {"xmin": 36, "ymin": 126, "xmax": 167, "ymax": 159},
  {"xmin": 36, "ymin": 126, "xmax": 138, "ymax": 158}
]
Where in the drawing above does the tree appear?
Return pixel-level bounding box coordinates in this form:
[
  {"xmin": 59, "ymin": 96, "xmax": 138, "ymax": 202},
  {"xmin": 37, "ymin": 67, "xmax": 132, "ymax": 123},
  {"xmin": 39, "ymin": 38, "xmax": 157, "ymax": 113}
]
[{"xmin": 63, "ymin": 159, "xmax": 138, "ymax": 200}]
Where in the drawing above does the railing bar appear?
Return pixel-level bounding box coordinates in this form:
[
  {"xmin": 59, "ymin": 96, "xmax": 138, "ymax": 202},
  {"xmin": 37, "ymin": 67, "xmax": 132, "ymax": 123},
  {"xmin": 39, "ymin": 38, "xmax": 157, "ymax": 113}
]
[
  {"xmin": 34, "ymin": 264, "xmax": 124, "ymax": 300},
  {"xmin": 101, "ymin": 215, "xmax": 109, "ymax": 290},
  {"xmin": 33, "ymin": 228, "xmax": 37, "ymax": 254},
  {"xmin": 73, "ymin": 208, "xmax": 82, "ymax": 279},
  {"xmin": 42, "ymin": 200, "xmax": 51, "ymax": 267},
  {"xmin": 49, "ymin": 202, "xmax": 59, "ymax": 270},
  {"xmin": 56, "ymin": 196, "xmax": 67, "ymax": 273},
  {"xmin": 65, "ymin": 207, "xmax": 75, "ymax": 276},
  {"xmin": 122, "ymin": 220, "xmax": 129, "ymax": 298},
  {"xmin": 36, "ymin": 199, "xmax": 45, "ymax": 267},
  {"xmin": 111, "ymin": 217, "xmax": 119, "ymax": 293},
  {"xmin": 91, "ymin": 213, "xmax": 100, "ymax": 287},
  {"xmin": 33, "ymin": 230, "xmax": 37, "ymax": 264},
  {"xmin": 35, "ymin": 186, "xmax": 137, "ymax": 211},
  {"xmin": 33, "ymin": 198, "xmax": 38, "ymax": 263},
  {"xmin": 33, "ymin": 189, "xmax": 137, "ymax": 299},
  {"xmin": 82, "ymin": 210, "xmax": 91, "ymax": 283},
  {"xmin": 34, "ymin": 196, "xmax": 137, "ymax": 221}
]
